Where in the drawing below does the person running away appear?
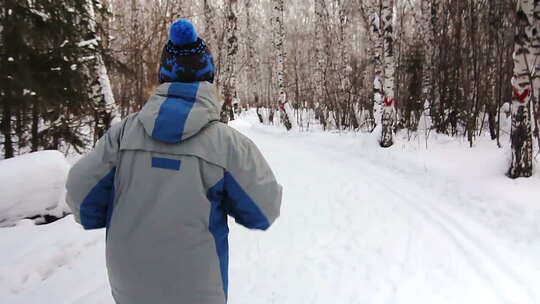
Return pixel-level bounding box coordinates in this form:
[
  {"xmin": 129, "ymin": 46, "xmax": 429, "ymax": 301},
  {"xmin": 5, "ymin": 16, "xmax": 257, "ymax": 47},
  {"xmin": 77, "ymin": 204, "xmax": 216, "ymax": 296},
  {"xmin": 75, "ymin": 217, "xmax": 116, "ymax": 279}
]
[{"xmin": 66, "ymin": 18, "xmax": 282, "ymax": 304}]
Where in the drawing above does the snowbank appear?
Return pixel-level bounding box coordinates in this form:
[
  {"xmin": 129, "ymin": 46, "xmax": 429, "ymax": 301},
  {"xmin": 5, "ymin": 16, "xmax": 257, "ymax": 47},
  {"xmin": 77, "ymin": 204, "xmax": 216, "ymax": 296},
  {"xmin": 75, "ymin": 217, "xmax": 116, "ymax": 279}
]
[{"xmin": 0, "ymin": 151, "xmax": 71, "ymax": 227}]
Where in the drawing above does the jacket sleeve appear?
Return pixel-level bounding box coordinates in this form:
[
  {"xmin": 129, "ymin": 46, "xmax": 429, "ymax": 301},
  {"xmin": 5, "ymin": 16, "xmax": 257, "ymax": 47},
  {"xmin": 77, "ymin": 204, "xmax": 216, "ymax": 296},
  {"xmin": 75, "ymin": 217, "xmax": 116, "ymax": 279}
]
[
  {"xmin": 224, "ymin": 135, "xmax": 282, "ymax": 230},
  {"xmin": 66, "ymin": 122, "xmax": 122, "ymax": 230}
]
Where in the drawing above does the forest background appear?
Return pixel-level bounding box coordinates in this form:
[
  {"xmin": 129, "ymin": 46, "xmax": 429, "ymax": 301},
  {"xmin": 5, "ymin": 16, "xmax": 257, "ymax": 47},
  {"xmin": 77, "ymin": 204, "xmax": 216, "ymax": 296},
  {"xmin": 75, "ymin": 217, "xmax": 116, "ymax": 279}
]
[{"xmin": 1, "ymin": 0, "xmax": 539, "ymax": 178}]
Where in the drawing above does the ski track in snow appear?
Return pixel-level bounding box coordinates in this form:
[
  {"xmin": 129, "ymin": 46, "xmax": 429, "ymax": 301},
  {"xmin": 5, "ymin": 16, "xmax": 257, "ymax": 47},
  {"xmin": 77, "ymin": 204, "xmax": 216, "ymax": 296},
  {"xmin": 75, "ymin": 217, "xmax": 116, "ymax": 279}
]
[{"xmin": 1, "ymin": 112, "xmax": 539, "ymax": 304}]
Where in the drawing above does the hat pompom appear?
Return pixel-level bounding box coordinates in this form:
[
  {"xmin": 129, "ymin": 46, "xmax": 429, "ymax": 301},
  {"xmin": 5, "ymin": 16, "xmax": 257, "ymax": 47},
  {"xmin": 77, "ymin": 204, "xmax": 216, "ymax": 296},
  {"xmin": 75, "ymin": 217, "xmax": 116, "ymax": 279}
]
[{"xmin": 169, "ymin": 19, "xmax": 198, "ymax": 46}]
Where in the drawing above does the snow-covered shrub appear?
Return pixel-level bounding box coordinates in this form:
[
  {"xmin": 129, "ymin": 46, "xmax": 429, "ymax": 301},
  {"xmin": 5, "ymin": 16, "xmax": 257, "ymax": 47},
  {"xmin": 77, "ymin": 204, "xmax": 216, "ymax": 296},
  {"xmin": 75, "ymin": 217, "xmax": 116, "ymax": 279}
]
[{"xmin": 0, "ymin": 151, "xmax": 70, "ymax": 227}]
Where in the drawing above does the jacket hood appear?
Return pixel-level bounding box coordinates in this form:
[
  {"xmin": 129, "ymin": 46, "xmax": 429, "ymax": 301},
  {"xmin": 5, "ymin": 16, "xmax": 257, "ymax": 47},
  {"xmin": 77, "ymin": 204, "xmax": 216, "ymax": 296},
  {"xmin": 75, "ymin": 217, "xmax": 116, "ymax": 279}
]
[{"xmin": 138, "ymin": 82, "xmax": 221, "ymax": 143}]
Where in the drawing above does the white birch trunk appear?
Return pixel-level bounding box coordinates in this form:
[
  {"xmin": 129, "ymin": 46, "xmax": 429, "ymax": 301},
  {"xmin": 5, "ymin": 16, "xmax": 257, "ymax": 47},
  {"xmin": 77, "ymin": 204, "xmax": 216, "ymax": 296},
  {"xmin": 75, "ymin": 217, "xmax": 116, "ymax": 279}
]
[
  {"xmin": 220, "ymin": 0, "xmax": 239, "ymax": 123},
  {"xmin": 203, "ymin": 0, "xmax": 217, "ymax": 47},
  {"xmin": 338, "ymin": 1, "xmax": 350, "ymax": 96},
  {"xmin": 531, "ymin": 1, "xmax": 540, "ymax": 144},
  {"xmin": 421, "ymin": 0, "xmax": 434, "ymax": 105},
  {"xmin": 203, "ymin": 0, "xmax": 220, "ymax": 85},
  {"xmin": 273, "ymin": 0, "xmax": 292, "ymax": 130},
  {"xmin": 84, "ymin": 0, "xmax": 118, "ymax": 145},
  {"xmin": 508, "ymin": 0, "xmax": 535, "ymax": 178},
  {"xmin": 380, "ymin": 0, "xmax": 395, "ymax": 147},
  {"xmin": 314, "ymin": 0, "xmax": 328, "ymax": 128},
  {"xmin": 85, "ymin": 0, "xmax": 117, "ymax": 119},
  {"xmin": 367, "ymin": 1, "xmax": 384, "ymax": 131},
  {"xmin": 314, "ymin": 0, "xmax": 325, "ymax": 103},
  {"xmin": 245, "ymin": 0, "xmax": 259, "ymax": 113}
]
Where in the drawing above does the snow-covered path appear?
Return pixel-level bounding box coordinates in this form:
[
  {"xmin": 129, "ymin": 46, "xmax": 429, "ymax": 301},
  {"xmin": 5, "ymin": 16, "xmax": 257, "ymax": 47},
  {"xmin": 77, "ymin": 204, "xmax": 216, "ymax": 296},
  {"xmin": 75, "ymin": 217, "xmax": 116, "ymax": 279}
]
[
  {"xmin": 1, "ymin": 113, "xmax": 540, "ymax": 304},
  {"xmin": 228, "ymin": 115, "xmax": 540, "ymax": 304}
]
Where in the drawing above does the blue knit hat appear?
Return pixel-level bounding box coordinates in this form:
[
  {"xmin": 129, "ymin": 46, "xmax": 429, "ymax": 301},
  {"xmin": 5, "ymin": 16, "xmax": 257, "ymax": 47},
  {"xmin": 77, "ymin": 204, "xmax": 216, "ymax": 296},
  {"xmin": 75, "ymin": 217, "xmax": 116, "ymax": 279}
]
[{"xmin": 159, "ymin": 19, "xmax": 215, "ymax": 84}]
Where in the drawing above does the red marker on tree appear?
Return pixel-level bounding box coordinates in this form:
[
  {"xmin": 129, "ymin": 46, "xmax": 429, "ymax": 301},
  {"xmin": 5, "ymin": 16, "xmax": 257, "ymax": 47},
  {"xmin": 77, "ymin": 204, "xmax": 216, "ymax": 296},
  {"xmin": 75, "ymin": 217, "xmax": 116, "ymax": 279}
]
[
  {"xmin": 383, "ymin": 97, "xmax": 394, "ymax": 107},
  {"xmin": 512, "ymin": 87, "xmax": 530, "ymax": 103}
]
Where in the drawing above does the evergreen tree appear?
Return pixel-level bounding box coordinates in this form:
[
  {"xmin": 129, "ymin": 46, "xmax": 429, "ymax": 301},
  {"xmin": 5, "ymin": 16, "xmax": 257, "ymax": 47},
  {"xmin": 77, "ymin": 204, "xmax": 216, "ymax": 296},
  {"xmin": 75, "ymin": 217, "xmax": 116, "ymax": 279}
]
[{"xmin": 0, "ymin": 0, "xmax": 114, "ymax": 158}]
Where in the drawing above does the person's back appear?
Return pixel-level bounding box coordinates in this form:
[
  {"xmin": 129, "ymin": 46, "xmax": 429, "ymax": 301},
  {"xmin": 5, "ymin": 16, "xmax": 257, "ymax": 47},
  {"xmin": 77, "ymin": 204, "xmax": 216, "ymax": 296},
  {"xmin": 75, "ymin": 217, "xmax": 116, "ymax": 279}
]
[{"xmin": 66, "ymin": 19, "xmax": 282, "ymax": 304}]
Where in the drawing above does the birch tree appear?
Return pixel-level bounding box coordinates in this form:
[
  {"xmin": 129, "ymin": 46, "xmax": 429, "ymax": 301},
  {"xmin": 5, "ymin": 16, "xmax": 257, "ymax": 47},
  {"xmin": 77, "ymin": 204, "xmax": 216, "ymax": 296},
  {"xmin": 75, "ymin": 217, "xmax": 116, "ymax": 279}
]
[
  {"xmin": 380, "ymin": 0, "xmax": 395, "ymax": 147},
  {"xmin": 508, "ymin": 0, "xmax": 535, "ymax": 178},
  {"xmin": 203, "ymin": 0, "xmax": 218, "ymax": 51},
  {"xmin": 369, "ymin": 1, "xmax": 384, "ymax": 132},
  {"xmin": 358, "ymin": 0, "xmax": 379, "ymax": 131},
  {"xmin": 85, "ymin": 0, "xmax": 118, "ymax": 143},
  {"xmin": 486, "ymin": 0, "xmax": 502, "ymax": 141},
  {"xmin": 531, "ymin": 0, "xmax": 540, "ymax": 147},
  {"xmin": 273, "ymin": 0, "xmax": 293, "ymax": 130},
  {"xmin": 245, "ymin": 0, "xmax": 258, "ymax": 106},
  {"xmin": 420, "ymin": 0, "xmax": 437, "ymax": 115},
  {"xmin": 203, "ymin": 0, "xmax": 223, "ymax": 92},
  {"xmin": 362, "ymin": 0, "xmax": 395, "ymax": 142},
  {"xmin": 314, "ymin": 0, "xmax": 328, "ymax": 129},
  {"xmin": 337, "ymin": 0, "xmax": 354, "ymax": 129},
  {"xmin": 220, "ymin": 0, "xmax": 239, "ymax": 123}
]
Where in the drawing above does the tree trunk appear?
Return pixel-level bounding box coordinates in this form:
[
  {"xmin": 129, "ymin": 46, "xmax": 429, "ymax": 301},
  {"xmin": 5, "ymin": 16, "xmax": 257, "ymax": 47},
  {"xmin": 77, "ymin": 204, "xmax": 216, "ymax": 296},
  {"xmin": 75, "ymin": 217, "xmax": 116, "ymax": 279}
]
[
  {"xmin": 508, "ymin": 0, "xmax": 535, "ymax": 178},
  {"xmin": 273, "ymin": 0, "xmax": 292, "ymax": 130},
  {"xmin": 337, "ymin": 0, "xmax": 351, "ymax": 130},
  {"xmin": 204, "ymin": 0, "xmax": 218, "ymax": 50},
  {"xmin": 220, "ymin": 0, "xmax": 239, "ymax": 123},
  {"xmin": 380, "ymin": 0, "xmax": 395, "ymax": 148},
  {"xmin": 532, "ymin": 0, "xmax": 540, "ymax": 147},
  {"xmin": 487, "ymin": 0, "xmax": 501, "ymax": 141},
  {"xmin": 2, "ymin": 1, "xmax": 15, "ymax": 159},
  {"xmin": 421, "ymin": 0, "xmax": 435, "ymax": 108},
  {"xmin": 86, "ymin": 0, "xmax": 117, "ymax": 144},
  {"xmin": 1, "ymin": 100, "xmax": 14, "ymax": 159},
  {"xmin": 314, "ymin": 0, "xmax": 327, "ymax": 128},
  {"xmin": 369, "ymin": 1, "xmax": 384, "ymax": 132},
  {"xmin": 246, "ymin": 0, "xmax": 259, "ymax": 113},
  {"xmin": 31, "ymin": 103, "xmax": 39, "ymax": 152}
]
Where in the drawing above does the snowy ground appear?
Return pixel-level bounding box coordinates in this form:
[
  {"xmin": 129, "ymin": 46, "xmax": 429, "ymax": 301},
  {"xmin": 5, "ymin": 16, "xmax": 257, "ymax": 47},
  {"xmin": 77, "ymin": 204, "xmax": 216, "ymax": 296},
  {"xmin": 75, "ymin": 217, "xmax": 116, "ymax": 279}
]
[{"xmin": 1, "ymin": 111, "xmax": 539, "ymax": 304}]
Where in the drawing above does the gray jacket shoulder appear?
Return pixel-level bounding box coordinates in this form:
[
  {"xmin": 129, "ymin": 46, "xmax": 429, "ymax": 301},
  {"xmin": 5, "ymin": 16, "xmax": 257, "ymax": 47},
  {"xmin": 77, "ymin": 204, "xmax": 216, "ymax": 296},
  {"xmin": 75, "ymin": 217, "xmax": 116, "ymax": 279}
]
[{"xmin": 192, "ymin": 121, "xmax": 262, "ymax": 171}]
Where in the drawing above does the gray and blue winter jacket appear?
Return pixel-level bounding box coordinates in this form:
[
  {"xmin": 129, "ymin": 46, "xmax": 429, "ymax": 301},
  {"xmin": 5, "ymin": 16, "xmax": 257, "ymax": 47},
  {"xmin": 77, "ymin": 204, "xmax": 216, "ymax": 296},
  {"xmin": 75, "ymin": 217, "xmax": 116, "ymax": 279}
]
[{"xmin": 66, "ymin": 81, "xmax": 282, "ymax": 304}]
